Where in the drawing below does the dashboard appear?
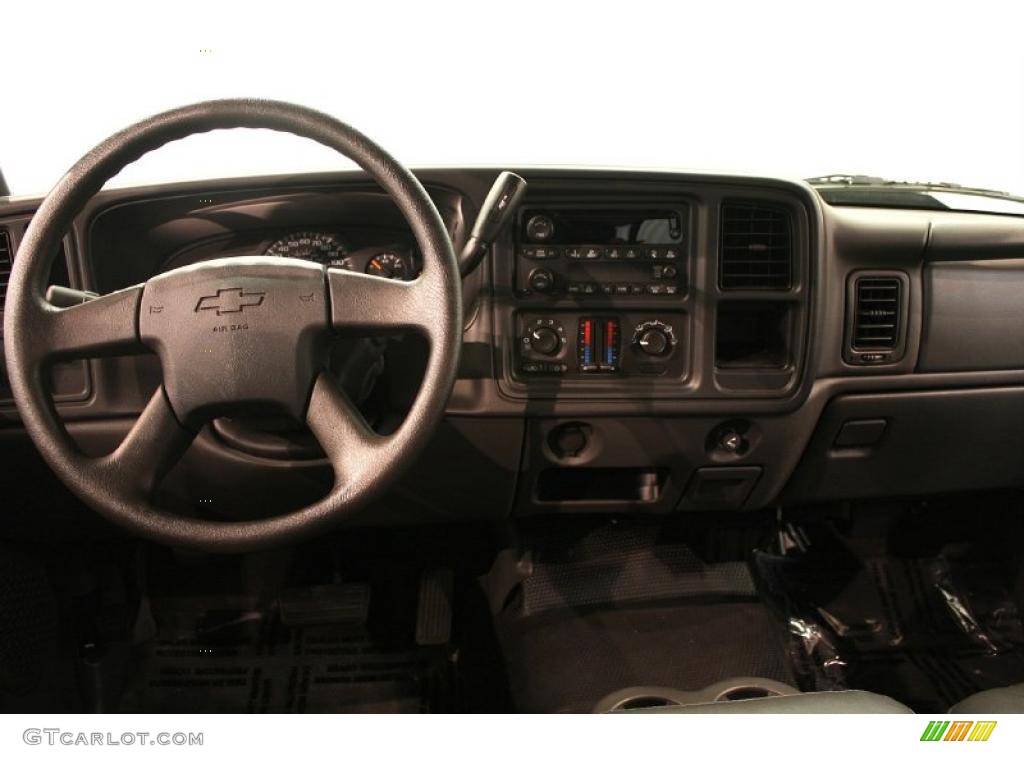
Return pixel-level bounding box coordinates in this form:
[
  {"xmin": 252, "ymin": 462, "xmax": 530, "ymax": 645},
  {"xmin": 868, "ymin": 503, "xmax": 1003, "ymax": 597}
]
[{"xmin": 1, "ymin": 168, "xmax": 1022, "ymax": 530}]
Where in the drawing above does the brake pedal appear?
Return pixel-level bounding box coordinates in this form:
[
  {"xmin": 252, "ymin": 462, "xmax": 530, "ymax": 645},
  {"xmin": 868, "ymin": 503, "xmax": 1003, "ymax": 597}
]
[
  {"xmin": 415, "ymin": 569, "xmax": 453, "ymax": 646},
  {"xmin": 277, "ymin": 583, "xmax": 370, "ymax": 628}
]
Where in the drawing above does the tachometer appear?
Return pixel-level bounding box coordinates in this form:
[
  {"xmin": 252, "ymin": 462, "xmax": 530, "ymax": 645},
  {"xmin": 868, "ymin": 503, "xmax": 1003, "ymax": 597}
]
[
  {"xmin": 265, "ymin": 231, "xmax": 350, "ymax": 268},
  {"xmin": 365, "ymin": 251, "xmax": 410, "ymax": 280}
]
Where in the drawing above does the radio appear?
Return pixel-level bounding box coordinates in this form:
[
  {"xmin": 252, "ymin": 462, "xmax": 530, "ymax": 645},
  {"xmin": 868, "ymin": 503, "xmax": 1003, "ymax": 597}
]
[{"xmin": 515, "ymin": 206, "xmax": 688, "ymax": 299}]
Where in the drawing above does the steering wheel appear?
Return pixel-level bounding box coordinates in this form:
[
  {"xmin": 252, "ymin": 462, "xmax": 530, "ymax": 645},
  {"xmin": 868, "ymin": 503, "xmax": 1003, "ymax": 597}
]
[{"xmin": 3, "ymin": 99, "xmax": 463, "ymax": 552}]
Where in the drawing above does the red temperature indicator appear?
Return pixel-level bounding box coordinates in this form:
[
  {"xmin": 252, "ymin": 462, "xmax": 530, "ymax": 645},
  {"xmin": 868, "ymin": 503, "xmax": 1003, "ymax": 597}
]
[{"xmin": 577, "ymin": 318, "xmax": 598, "ymax": 372}]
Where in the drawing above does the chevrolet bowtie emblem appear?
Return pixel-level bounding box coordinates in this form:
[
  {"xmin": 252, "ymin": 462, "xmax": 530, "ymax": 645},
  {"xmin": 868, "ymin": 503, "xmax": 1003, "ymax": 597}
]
[{"xmin": 195, "ymin": 288, "xmax": 266, "ymax": 315}]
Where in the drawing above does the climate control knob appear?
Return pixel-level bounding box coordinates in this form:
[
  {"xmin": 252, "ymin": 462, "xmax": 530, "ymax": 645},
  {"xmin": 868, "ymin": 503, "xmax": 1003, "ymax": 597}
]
[
  {"xmin": 530, "ymin": 326, "xmax": 562, "ymax": 356},
  {"xmin": 633, "ymin": 321, "xmax": 676, "ymax": 356}
]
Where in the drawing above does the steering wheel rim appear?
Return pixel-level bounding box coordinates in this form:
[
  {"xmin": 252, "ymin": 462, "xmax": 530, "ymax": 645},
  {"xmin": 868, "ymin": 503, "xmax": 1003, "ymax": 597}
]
[{"xmin": 3, "ymin": 99, "xmax": 463, "ymax": 553}]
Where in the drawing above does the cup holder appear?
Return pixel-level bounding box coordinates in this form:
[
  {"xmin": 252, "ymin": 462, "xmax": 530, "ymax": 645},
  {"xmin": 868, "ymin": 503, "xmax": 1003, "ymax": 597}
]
[
  {"xmin": 597, "ymin": 678, "xmax": 800, "ymax": 713},
  {"xmin": 618, "ymin": 695, "xmax": 682, "ymax": 710},
  {"xmin": 598, "ymin": 688, "xmax": 688, "ymax": 712},
  {"xmin": 717, "ymin": 686, "xmax": 776, "ymax": 702}
]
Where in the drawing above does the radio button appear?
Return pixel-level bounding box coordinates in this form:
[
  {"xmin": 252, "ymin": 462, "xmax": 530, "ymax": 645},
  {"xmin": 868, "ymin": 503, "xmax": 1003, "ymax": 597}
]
[
  {"xmin": 583, "ymin": 247, "xmax": 602, "ymax": 260},
  {"xmin": 566, "ymin": 247, "xmax": 583, "ymax": 260},
  {"xmin": 614, "ymin": 284, "xmax": 629, "ymax": 295},
  {"xmin": 664, "ymin": 248, "xmax": 680, "ymax": 260},
  {"xmin": 606, "ymin": 247, "xmax": 623, "ymax": 260},
  {"xmin": 624, "ymin": 247, "xmax": 641, "ymax": 260},
  {"xmin": 581, "ymin": 283, "xmax": 597, "ymax": 295}
]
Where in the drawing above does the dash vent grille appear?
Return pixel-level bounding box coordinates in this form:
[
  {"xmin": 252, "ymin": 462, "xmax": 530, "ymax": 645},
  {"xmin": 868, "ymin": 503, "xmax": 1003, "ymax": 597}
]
[
  {"xmin": 852, "ymin": 276, "xmax": 901, "ymax": 350},
  {"xmin": 719, "ymin": 202, "xmax": 792, "ymax": 290}
]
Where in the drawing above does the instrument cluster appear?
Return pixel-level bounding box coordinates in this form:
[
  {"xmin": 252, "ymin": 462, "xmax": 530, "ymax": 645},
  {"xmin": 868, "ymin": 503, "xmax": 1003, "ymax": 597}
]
[{"xmin": 162, "ymin": 229, "xmax": 417, "ymax": 280}]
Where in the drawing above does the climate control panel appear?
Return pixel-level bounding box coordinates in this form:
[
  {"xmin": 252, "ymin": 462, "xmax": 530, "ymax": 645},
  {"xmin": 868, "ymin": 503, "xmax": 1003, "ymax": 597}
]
[{"xmin": 517, "ymin": 312, "xmax": 687, "ymax": 379}]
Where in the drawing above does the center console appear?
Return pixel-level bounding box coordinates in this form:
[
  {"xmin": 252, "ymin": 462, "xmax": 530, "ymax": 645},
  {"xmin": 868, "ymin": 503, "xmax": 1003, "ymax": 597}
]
[
  {"xmin": 513, "ymin": 204, "xmax": 694, "ymax": 382},
  {"xmin": 494, "ymin": 177, "xmax": 816, "ymax": 518},
  {"xmin": 496, "ymin": 179, "xmax": 813, "ymax": 406}
]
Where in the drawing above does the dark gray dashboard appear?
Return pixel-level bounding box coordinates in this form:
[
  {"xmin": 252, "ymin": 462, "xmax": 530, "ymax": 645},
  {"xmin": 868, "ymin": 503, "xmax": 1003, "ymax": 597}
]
[{"xmin": 1, "ymin": 167, "xmax": 1022, "ymax": 528}]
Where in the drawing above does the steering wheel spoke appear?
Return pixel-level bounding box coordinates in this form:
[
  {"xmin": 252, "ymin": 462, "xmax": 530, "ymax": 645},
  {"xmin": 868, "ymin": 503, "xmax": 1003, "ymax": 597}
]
[
  {"xmin": 306, "ymin": 372, "xmax": 386, "ymax": 486},
  {"xmin": 327, "ymin": 268, "xmax": 434, "ymax": 337},
  {"xmin": 98, "ymin": 386, "xmax": 196, "ymax": 498},
  {"xmin": 37, "ymin": 284, "xmax": 147, "ymax": 363}
]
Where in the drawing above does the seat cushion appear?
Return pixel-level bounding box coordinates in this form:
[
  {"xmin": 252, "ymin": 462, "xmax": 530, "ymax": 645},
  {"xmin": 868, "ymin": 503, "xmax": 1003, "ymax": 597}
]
[
  {"xmin": 622, "ymin": 690, "xmax": 912, "ymax": 714},
  {"xmin": 949, "ymin": 683, "xmax": 1024, "ymax": 714}
]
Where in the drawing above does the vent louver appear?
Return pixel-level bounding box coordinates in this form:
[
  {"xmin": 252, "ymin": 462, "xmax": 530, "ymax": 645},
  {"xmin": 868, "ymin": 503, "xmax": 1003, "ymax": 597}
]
[
  {"xmin": 720, "ymin": 202, "xmax": 792, "ymax": 290},
  {"xmin": 852, "ymin": 276, "xmax": 901, "ymax": 350},
  {"xmin": 0, "ymin": 228, "xmax": 11, "ymax": 305}
]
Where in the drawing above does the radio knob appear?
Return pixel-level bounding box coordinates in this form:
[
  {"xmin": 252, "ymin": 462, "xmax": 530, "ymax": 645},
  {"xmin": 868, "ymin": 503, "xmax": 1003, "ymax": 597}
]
[
  {"xmin": 528, "ymin": 268, "xmax": 556, "ymax": 294},
  {"xmin": 634, "ymin": 321, "xmax": 675, "ymax": 356},
  {"xmin": 530, "ymin": 326, "xmax": 562, "ymax": 356},
  {"xmin": 526, "ymin": 214, "xmax": 555, "ymax": 242}
]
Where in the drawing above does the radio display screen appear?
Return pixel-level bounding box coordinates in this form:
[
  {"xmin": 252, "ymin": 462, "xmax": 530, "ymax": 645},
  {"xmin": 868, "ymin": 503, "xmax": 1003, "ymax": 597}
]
[{"xmin": 521, "ymin": 208, "xmax": 684, "ymax": 245}]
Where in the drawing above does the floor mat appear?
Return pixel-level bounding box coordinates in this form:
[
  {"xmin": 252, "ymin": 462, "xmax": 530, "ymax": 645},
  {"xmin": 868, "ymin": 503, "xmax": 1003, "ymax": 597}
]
[
  {"xmin": 498, "ymin": 601, "xmax": 793, "ymax": 713},
  {"xmin": 752, "ymin": 525, "xmax": 1024, "ymax": 713},
  {"xmin": 516, "ymin": 520, "xmax": 758, "ymax": 615},
  {"xmin": 495, "ymin": 520, "xmax": 792, "ymax": 713},
  {"xmin": 119, "ymin": 596, "xmax": 451, "ymax": 713}
]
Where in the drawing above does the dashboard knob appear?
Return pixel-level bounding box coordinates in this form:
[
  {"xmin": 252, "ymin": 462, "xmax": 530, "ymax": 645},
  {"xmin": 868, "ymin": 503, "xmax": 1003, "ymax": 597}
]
[
  {"xmin": 719, "ymin": 429, "xmax": 744, "ymax": 453},
  {"xmin": 634, "ymin": 321, "xmax": 675, "ymax": 356},
  {"xmin": 528, "ymin": 268, "xmax": 555, "ymax": 294},
  {"xmin": 530, "ymin": 326, "xmax": 562, "ymax": 356},
  {"xmin": 526, "ymin": 214, "xmax": 555, "ymax": 242}
]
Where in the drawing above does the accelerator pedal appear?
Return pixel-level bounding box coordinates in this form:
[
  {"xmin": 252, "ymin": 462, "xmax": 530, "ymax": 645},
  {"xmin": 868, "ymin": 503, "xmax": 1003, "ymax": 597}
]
[{"xmin": 415, "ymin": 569, "xmax": 453, "ymax": 646}]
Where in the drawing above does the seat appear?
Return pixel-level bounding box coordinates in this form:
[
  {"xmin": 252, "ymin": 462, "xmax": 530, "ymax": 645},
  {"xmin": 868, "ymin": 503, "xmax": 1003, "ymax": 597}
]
[{"xmin": 949, "ymin": 683, "xmax": 1024, "ymax": 714}]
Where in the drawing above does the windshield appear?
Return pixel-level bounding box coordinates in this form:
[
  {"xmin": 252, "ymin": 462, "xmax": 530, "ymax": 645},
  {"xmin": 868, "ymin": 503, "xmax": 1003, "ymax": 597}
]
[{"xmin": 3, "ymin": 3, "xmax": 1023, "ymax": 208}]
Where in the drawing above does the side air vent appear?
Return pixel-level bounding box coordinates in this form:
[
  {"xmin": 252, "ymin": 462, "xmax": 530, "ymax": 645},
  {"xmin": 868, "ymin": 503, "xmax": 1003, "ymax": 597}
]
[
  {"xmin": 719, "ymin": 202, "xmax": 792, "ymax": 290},
  {"xmin": 852, "ymin": 277, "xmax": 900, "ymax": 349},
  {"xmin": 0, "ymin": 228, "xmax": 12, "ymax": 305},
  {"xmin": 846, "ymin": 272, "xmax": 909, "ymax": 365}
]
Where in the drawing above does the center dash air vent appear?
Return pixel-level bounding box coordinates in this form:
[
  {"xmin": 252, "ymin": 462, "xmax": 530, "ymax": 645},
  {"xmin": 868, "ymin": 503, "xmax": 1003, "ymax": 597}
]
[
  {"xmin": 720, "ymin": 202, "xmax": 792, "ymax": 290},
  {"xmin": 0, "ymin": 228, "xmax": 12, "ymax": 306}
]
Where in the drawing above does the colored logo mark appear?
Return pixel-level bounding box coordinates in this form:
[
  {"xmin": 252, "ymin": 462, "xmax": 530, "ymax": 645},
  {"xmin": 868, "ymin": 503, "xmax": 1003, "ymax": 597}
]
[{"xmin": 920, "ymin": 721, "xmax": 997, "ymax": 742}]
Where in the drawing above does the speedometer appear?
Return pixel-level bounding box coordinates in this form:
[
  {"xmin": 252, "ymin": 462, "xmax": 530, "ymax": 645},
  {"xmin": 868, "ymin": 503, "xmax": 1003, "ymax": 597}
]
[{"xmin": 265, "ymin": 231, "xmax": 350, "ymax": 268}]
